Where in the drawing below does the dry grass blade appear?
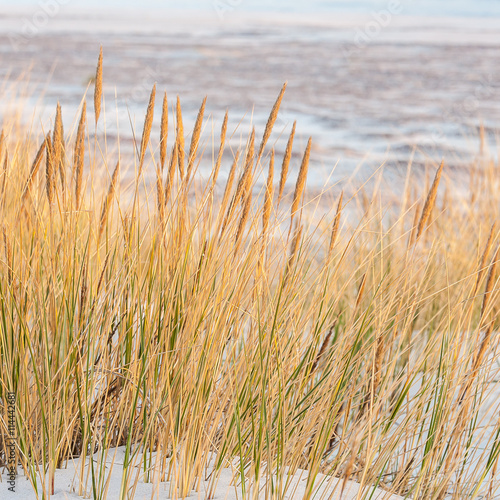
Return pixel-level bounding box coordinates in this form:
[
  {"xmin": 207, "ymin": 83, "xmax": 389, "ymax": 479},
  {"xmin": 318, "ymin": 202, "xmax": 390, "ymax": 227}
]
[
  {"xmin": 176, "ymin": 96, "xmax": 185, "ymax": 179},
  {"xmin": 480, "ymin": 244, "xmax": 499, "ymax": 326},
  {"xmin": 187, "ymin": 96, "xmax": 207, "ymax": 179},
  {"xmin": 74, "ymin": 102, "xmax": 87, "ymax": 210},
  {"xmin": 310, "ymin": 323, "xmax": 336, "ymax": 373},
  {"xmin": 78, "ymin": 259, "xmax": 88, "ymax": 329},
  {"xmin": 327, "ymin": 191, "xmax": 343, "ymax": 261},
  {"xmin": 219, "ymin": 151, "xmax": 240, "ymax": 220},
  {"xmin": 164, "ymin": 144, "xmax": 178, "ymax": 206},
  {"xmin": 416, "ymin": 160, "xmax": 444, "ymax": 241},
  {"xmin": 286, "ymin": 223, "xmax": 303, "ymax": 276},
  {"xmin": 262, "ymin": 149, "xmax": 275, "ymax": 237},
  {"xmin": 138, "ymin": 84, "xmax": 156, "ymax": 175},
  {"xmin": 0, "ymin": 151, "xmax": 7, "ymax": 209},
  {"xmin": 2, "ymin": 224, "xmax": 12, "ymax": 285},
  {"xmin": 160, "ymin": 92, "xmax": 168, "ymax": 171},
  {"xmin": 221, "ymin": 130, "xmax": 255, "ymax": 235},
  {"xmin": 212, "ymin": 111, "xmax": 228, "ymax": 187},
  {"xmin": 94, "ymin": 47, "xmax": 103, "ymax": 125},
  {"xmin": 233, "ymin": 187, "xmax": 252, "ymax": 257},
  {"xmin": 406, "ymin": 200, "xmax": 421, "ymax": 249},
  {"xmin": 290, "ymin": 137, "xmax": 311, "ymax": 226},
  {"xmin": 53, "ymin": 102, "xmax": 66, "ymax": 193},
  {"xmin": 256, "ymin": 82, "xmax": 287, "ymax": 166},
  {"xmin": 277, "ymin": 121, "xmax": 296, "ymax": 206},
  {"xmin": 45, "ymin": 134, "xmax": 54, "ymax": 207},
  {"xmin": 156, "ymin": 165, "xmax": 165, "ymax": 226},
  {"xmin": 475, "ymin": 221, "xmax": 497, "ymax": 295},
  {"xmin": 355, "ymin": 272, "xmax": 368, "ymax": 311},
  {"xmin": 22, "ymin": 135, "xmax": 47, "ymax": 202},
  {"xmin": 98, "ymin": 160, "xmax": 120, "ymax": 241}
]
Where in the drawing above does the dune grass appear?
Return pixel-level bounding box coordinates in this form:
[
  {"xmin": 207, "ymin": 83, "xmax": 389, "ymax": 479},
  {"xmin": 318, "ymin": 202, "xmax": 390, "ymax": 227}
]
[{"xmin": 0, "ymin": 51, "xmax": 500, "ymax": 499}]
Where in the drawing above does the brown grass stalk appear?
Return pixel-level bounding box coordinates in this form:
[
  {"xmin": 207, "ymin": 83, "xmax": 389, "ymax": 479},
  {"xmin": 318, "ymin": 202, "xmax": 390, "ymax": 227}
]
[
  {"xmin": 164, "ymin": 144, "xmax": 178, "ymax": 206},
  {"xmin": 160, "ymin": 92, "xmax": 168, "ymax": 171},
  {"xmin": 138, "ymin": 84, "xmax": 156, "ymax": 175},
  {"xmin": 233, "ymin": 187, "xmax": 252, "ymax": 257},
  {"xmin": 187, "ymin": 96, "xmax": 207, "ymax": 180},
  {"xmin": 277, "ymin": 121, "xmax": 296, "ymax": 206},
  {"xmin": 327, "ymin": 191, "xmax": 343, "ymax": 261},
  {"xmin": 211, "ymin": 111, "xmax": 229, "ymax": 187},
  {"xmin": 176, "ymin": 96, "xmax": 185, "ymax": 179},
  {"xmin": 479, "ymin": 245, "xmax": 499, "ymax": 326},
  {"xmin": 22, "ymin": 135, "xmax": 47, "ymax": 203},
  {"xmin": 94, "ymin": 47, "xmax": 103, "ymax": 125},
  {"xmin": 156, "ymin": 166, "xmax": 165, "ymax": 227},
  {"xmin": 53, "ymin": 102, "xmax": 66, "ymax": 194},
  {"xmin": 310, "ymin": 324, "xmax": 336, "ymax": 373},
  {"xmin": 416, "ymin": 160, "xmax": 444, "ymax": 242},
  {"xmin": 98, "ymin": 160, "xmax": 120, "ymax": 242},
  {"xmin": 474, "ymin": 221, "xmax": 498, "ymax": 296},
  {"xmin": 256, "ymin": 83, "xmax": 287, "ymax": 166},
  {"xmin": 218, "ymin": 151, "xmax": 240, "ymax": 223},
  {"xmin": 3, "ymin": 224, "xmax": 12, "ymax": 286},
  {"xmin": 45, "ymin": 134, "xmax": 54, "ymax": 207},
  {"xmin": 290, "ymin": 137, "xmax": 312, "ymax": 228},
  {"xmin": 220, "ymin": 130, "xmax": 255, "ymax": 236},
  {"xmin": 74, "ymin": 102, "xmax": 86, "ymax": 210},
  {"xmin": 262, "ymin": 149, "xmax": 275, "ymax": 238},
  {"xmin": 355, "ymin": 272, "xmax": 368, "ymax": 312}
]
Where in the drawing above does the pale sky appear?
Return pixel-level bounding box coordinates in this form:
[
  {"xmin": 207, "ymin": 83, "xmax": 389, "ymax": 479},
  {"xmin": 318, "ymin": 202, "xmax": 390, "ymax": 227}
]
[{"xmin": 1, "ymin": 0, "xmax": 500, "ymax": 17}]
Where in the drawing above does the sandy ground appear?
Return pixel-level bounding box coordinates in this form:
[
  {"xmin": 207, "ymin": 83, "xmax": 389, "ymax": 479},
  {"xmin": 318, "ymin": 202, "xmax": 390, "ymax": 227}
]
[{"xmin": 0, "ymin": 446, "xmax": 404, "ymax": 500}]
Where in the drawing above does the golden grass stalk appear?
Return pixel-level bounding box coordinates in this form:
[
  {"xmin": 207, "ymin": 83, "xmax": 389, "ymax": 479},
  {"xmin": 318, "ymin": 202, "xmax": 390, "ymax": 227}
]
[
  {"xmin": 211, "ymin": 111, "xmax": 228, "ymax": 187},
  {"xmin": 221, "ymin": 129, "xmax": 255, "ymax": 235},
  {"xmin": 94, "ymin": 47, "xmax": 103, "ymax": 125},
  {"xmin": 290, "ymin": 137, "xmax": 312, "ymax": 227},
  {"xmin": 0, "ymin": 152, "xmax": 7, "ymax": 209},
  {"xmin": 45, "ymin": 134, "xmax": 54, "ymax": 207},
  {"xmin": 285, "ymin": 223, "xmax": 303, "ymax": 277},
  {"xmin": 21, "ymin": 135, "xmax": 47, "ymax": 202},
  {"xmin": 277, "ymin": 121, "xmax": 296, "ymax": 206},
  {"xmin": 138, "ymin": 84, "xmax": 156, "ymax": 176},
  {"xmin": 479, "ymin": 244, "xmax": 499, "ymax": 326},
  {"xmin": 2, "ymin": 224, "xmax": 12, "ymax": 286},
  {"xmin": 219, "ymin": 151, "xmax": 240, "ymax": 221},
  {"xmin": 164, "ymin": 144, "xmax": 178, "ymax": 206},
  {"xmin": 262, "ymin": 149, "xmax": 275, "ymax": 238},
  {"xmin": 407, "ymin": 201, "xmax": 421, "ymax": 249},
  {"xmin": 460, "ymin": 322, "xmax": 495, "ymax": 406},
  {"xmin": 160, "ymin": 92, "xmax": 168, "ymax": 171},
  {"xmin": 233, "ymin": 187, "xmax": 252, "ymax": 257},
  {"xmin": 53, "ymin": 102, "xmax": 66, "ymax": 193},
  {"xmin": 310, "ymin": 324, "xmax": 335, "ymax": 373},
  {"xmin": 256, "ymin": 83, "xmax": 287, "ymax": 166},
  {"xmin": 327, "ymin": 191, "xmax": 343, "ymax": 261},
  {"xmin": 74, "ymin": 102, "xmax": 86, "ymax": 210},
  {"xmin": 98, "ymin": 160, "xmax": 120, "ymax": 242},
  {"xmin": 78, "ymin": 259, "xmax": 88, "ymax": 330},
  {"xmin": 156, "ymin": 165, "xmax": 165, "ymax": 226},
  {"xmin": 187, "ymin": 96, "xmax": 207, "ymax": 180},
  {"xmin": 176, "ymin": 96, "xmax": 185, "ymax": 179},
  {"xmin": 415, "ymin": 160, "xmax": 444, "ymax": 242},
  {"xmin": 474, "ymin": 221, "xmax": 497, "ymax": 295},
  {"xmin": 355, "ymin": 272, "xmax": 368, "ymax": 312}
]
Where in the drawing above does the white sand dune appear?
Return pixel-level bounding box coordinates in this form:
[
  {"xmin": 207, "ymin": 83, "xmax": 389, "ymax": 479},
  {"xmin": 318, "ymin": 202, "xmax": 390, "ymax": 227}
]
[{"xmin": 0, "ymin": 447, "xmax": 404, "ymax": 500}]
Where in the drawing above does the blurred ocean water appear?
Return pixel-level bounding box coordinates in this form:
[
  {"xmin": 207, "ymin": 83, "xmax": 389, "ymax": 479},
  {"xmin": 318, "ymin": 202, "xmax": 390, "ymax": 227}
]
[{"xmin": 0, "ymin": 2, "xmax": 499, "ymax": 191}]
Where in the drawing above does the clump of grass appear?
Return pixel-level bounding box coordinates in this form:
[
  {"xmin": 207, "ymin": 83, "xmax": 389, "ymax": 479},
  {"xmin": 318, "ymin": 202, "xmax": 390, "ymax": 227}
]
[{"xmin": 1, "ymin": 51, "xmax": 500, "ymax": 500}]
